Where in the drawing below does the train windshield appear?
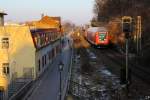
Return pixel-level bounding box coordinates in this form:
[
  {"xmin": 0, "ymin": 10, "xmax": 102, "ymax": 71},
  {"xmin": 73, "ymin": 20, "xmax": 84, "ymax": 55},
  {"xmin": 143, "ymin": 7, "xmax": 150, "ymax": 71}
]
[{"xmin": 99, "ymin": 33, "xmax": 106, "ymax": 41}]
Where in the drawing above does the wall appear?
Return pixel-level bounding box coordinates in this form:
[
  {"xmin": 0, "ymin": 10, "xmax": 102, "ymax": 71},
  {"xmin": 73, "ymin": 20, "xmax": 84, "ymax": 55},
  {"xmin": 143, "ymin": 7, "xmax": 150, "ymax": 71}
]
[
  {"xmin": 35, "ymin": 39, "xmax": 61, "ymax": 78},
  {"xmin": 0, "ymin": 26, "xmax": 36, "ymax": 85}
]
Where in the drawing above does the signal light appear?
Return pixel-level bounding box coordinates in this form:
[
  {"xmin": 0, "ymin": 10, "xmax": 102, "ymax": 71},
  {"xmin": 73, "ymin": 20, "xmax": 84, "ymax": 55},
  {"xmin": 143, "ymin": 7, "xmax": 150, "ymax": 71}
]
[{"xmin": 122, "ymin": 16, "xmax": 133, "ymax": 39}]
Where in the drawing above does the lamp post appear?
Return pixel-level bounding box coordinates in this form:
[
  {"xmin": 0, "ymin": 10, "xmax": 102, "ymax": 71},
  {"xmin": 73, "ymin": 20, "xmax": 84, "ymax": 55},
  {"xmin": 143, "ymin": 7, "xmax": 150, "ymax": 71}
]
[{"xmin": 58, "ymin": 61, "xmax": 64, "ymax": 100}]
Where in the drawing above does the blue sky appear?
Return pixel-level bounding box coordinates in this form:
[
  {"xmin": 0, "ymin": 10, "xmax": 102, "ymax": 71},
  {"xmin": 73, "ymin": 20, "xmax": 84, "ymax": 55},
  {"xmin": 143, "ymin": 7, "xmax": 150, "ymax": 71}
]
[{"xmin": 0, "ymin": 0, "xmax": 94, "ymax": 25}]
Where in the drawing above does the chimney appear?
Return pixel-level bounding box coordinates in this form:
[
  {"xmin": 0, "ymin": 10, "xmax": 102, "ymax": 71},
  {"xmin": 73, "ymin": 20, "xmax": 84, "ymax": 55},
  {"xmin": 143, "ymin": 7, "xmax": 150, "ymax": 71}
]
[
  {"xmin": 0, "ymin": 10, "xmax": 7, "ymax": 26},
  {"xmin": 41, "ymin": 13, "xmax": 44, "ymax": 18}
]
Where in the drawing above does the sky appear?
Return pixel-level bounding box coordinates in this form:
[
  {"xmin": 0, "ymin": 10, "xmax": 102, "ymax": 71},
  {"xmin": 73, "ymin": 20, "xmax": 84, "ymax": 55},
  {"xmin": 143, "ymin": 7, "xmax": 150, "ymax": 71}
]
[{"xmin": 0, "ymin": 0, "xmax": 94, "ymax": 25}]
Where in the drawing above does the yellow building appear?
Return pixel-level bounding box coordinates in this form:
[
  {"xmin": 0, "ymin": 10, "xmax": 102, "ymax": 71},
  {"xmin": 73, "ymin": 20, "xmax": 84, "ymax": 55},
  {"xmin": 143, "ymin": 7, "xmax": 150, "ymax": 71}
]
[{"xmin": 0, "ymin": 16, "xmax": 62, "ymax": 94}]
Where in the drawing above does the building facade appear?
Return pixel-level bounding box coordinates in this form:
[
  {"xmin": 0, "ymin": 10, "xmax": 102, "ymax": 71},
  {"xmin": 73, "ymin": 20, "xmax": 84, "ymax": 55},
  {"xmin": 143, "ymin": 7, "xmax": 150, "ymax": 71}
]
[{"xmin": 0, "ymin": 23, "xmax": 62, "ymax": 97}]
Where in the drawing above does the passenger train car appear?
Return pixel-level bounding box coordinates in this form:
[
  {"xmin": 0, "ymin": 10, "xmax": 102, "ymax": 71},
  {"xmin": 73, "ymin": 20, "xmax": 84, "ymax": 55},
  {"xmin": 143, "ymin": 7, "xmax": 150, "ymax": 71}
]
[{"xmin": 85, "ymin": 27, "xmax": 109, "ymax": 47}]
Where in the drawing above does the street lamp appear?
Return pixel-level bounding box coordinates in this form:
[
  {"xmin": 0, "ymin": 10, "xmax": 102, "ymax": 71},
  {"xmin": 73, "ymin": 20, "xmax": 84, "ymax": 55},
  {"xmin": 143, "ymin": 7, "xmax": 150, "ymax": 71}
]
[{"xmin": 58, "ymin": 61, "xmax": 64, "ymax": 100}]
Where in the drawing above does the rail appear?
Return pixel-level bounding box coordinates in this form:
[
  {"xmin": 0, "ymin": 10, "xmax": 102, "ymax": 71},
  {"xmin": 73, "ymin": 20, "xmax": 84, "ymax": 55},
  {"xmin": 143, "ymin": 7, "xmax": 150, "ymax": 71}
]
[{"xmin": 102, "ymin": 49, "xmax": 150, "ymax": 84}]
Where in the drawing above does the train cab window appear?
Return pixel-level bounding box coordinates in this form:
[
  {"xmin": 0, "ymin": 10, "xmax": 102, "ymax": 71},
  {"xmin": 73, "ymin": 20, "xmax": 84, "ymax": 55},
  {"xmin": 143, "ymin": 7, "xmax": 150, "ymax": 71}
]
[
  {"xmin": 99, "ymin": 33, "xmax": 106, "ymax": 41},
  {"xmin": 2, "ymin": 37, "xmax": 9, "ymax": 49},
  {"xmin": 2, "ymin": 63, "xmax": 9, "ymax": 74}
]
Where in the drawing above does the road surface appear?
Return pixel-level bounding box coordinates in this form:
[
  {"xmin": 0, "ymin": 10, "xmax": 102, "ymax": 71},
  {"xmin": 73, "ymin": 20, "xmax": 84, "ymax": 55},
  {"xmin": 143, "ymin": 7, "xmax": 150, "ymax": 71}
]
[{"xmin": 25, "ymin": 37, "xmax": 72, "ymax": 100}]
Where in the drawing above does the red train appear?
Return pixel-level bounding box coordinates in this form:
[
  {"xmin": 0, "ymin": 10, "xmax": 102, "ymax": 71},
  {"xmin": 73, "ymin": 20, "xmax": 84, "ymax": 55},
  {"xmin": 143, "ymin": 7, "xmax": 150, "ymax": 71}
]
[{"xmin": 85, "ymin": 27, "xmax": 109, "ymax": 47}]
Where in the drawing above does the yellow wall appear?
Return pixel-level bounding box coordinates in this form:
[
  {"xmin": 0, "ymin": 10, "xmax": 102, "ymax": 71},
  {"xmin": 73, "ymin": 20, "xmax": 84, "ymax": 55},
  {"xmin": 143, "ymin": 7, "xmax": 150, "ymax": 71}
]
[
  {"xmin": 0, "ymin": 25, "xmax": 61, "ymax": 91},
  {"xmin": 0, "ymin": 26, "xmax": 36, "ymax": 87}
]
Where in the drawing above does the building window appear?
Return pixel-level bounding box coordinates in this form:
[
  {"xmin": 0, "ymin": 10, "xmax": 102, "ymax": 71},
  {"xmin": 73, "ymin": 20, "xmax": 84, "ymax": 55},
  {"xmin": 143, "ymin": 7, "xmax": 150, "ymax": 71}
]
[
  {"xmin": 2, "ymin": 37, "xmax": 9, "ymax": 49},
  {"xmin": 45, "ymin": 55, "xmax": 46, "ymax": 65},
  {"xmin": 46, "ymin": 34, "xmax": 48, "ymax": 43},
  {"xmin": 52, "ymin": 49, "xmax": 55, "ymax": 58},
  {"xmin": 48, "ymin": 51, "xmax": 51, "ymax": 60},
  {"xmin": 2, "ymin": 63, "xmax": 9, "ymax": 74},
  {"xmin": 50, "ymin": 33, "xmax": 52, "ymax": 41},
  {"xmin": 42, "ymin": 56, "xmax": 44, "ymax": 67},
  {"xmin": 41, "ymin": 34, "xmax": 44, "ymax": 46},
  {"xmin": 38, "ymin": 59, "xmax": 41, "ymax": 71},
  {"xmin": 37, "ymin": 35, "xmax": 41, "ymax": 48}
]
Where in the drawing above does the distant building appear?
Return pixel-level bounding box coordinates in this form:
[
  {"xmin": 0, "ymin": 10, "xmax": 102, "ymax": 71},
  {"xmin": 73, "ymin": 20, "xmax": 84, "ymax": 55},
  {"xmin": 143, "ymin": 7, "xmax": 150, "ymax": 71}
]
[
  {"xmin": 0, "ymin": 15, "xmax": 62, "ymax": 97},
  {"xmin": 26, "ymin": 16, "xmax": 62, "ymax": 30}
]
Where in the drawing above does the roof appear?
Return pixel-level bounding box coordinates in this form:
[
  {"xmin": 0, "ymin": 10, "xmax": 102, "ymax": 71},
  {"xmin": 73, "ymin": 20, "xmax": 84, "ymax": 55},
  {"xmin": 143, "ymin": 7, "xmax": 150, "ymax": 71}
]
[{"xmin": 26, "ymin": 16, "xmax": 61, "ymax": 29}]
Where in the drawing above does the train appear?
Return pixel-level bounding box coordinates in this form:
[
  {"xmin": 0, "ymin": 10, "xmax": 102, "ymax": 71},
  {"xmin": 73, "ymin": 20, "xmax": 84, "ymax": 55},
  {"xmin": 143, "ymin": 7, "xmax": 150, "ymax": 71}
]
[{"xmin": 84, "ymin": 27, "xmax": 110, "ymax": 47}]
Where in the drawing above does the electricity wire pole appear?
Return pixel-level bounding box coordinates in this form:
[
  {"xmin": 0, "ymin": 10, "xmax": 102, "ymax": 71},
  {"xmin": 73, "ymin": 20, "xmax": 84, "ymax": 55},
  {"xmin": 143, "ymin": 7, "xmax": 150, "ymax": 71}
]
[{"xmin": 125, "ymin": 38, "xmax": 129, "ymax": 85}]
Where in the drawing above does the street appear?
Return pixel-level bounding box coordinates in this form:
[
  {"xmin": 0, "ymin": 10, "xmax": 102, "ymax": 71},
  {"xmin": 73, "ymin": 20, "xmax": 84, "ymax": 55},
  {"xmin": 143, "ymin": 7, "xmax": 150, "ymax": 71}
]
[{"xmin": 24, "ymin": 37, "xmax": 72, "ymax": 100}]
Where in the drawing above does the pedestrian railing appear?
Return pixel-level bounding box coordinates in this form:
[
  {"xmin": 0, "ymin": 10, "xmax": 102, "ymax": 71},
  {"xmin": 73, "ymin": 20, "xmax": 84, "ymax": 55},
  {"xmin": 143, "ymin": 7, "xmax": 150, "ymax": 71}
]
[{"xmin": 9, "ymin": 80, "xmax": 33, "ymax": 100}]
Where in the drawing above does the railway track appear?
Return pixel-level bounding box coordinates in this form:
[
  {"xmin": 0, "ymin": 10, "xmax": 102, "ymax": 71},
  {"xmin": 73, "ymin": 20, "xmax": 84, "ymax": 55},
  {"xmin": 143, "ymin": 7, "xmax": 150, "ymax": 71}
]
[
  {"xmin": 91, "ymin": 47, "xmax": 150, "ymax": 84},
  {"xmin": 106, "ymin": 49, "xmax": 150, "ymax": 84},
  {"xmin": 106, "ymin": 49, "xmax": 150, "ymax": 74}
]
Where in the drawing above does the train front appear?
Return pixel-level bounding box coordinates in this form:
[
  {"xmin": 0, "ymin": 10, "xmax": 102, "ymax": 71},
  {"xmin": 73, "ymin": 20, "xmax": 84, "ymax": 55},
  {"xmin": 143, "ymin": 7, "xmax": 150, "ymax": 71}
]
[{"xmin": 95, "ymin": 29, "xmax": 109, "ymax": 47}]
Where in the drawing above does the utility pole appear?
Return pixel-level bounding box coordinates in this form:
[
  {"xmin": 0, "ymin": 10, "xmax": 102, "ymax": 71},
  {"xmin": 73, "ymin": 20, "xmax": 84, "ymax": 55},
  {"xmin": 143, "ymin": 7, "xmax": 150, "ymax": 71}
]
[
  {"xmin": 125, "ymin": 38, "xmax": 129, "ymax": 84},
  {"xmin": 137, "ymin": 16, "xmax": 142, "ymax": 54}
]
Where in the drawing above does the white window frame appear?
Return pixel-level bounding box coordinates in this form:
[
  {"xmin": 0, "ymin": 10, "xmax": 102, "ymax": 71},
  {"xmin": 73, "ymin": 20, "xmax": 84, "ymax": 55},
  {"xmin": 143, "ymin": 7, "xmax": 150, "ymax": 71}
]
[
  {"xmin": 2, "ymin": 63, "xmax": 9, "ymax": 75},
  {"xmin": 1, "ymin": 36, "xmax": 9, "ymax": 49}
]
